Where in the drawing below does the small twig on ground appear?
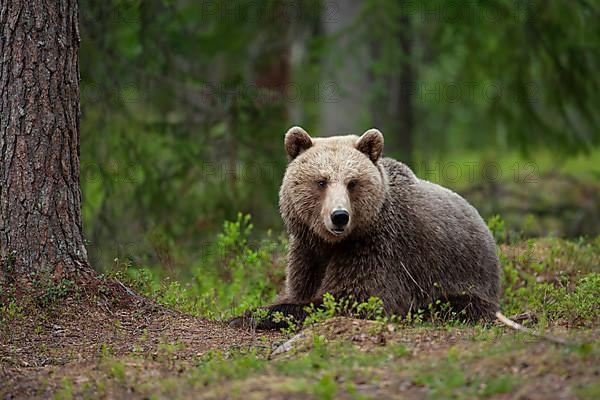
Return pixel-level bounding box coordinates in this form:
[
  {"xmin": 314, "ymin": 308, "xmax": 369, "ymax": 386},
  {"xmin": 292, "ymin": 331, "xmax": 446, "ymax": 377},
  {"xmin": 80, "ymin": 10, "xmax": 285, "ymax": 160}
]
[
  {"xmin": 270, "ymin": 332, "xmax": 307, "ymax": 358},
  {"xmin": 495, "ymin": 312, "xmax": 573, "ymax": 346},
  {"xmin": 115, "ymin": 279, "xmax": 137, "ymax": 298}
]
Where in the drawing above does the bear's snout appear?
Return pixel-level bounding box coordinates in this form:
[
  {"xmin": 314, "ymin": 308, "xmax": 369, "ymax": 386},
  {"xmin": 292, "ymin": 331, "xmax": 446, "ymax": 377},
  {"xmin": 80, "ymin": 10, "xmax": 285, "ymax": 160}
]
[{"xmin": 331, "ymin": 209, "xmax": 350, "ymax": 231}]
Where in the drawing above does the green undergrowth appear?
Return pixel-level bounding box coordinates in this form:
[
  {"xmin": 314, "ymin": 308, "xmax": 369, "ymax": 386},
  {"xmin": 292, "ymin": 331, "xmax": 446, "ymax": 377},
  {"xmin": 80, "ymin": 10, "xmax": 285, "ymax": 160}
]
[
  {"xmin": 6, "ymin": 214, "xmax": 596, "ymax": 332},
  {"xmin": 3, "ymin": 214, "xmax": 597, "ymax": 332},
  {"xmin": 107, "ymin": 213, "xmax": 286, "ymax": 320},
  {"xmin": 497, "ymin": 231, "xmax": 600, "ymax": 327}
]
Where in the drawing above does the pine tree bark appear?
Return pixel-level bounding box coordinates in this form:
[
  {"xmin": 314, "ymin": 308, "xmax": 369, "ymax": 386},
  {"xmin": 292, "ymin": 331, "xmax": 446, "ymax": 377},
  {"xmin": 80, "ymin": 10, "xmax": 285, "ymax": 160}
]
[{"xmin": 0, "ymin": 1, "xmax": 91, "ymax": 279}]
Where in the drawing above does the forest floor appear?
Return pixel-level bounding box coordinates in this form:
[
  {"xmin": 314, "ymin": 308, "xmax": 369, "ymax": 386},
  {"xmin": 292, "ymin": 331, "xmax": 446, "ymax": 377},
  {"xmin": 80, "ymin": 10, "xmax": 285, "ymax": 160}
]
[
  {"xmin": 0, "ymin": 303, "xmax": 598, "ymax": 399},
  {"xmin": 1, "ymin": 237, "xmax": 599, "ymax": 399}
]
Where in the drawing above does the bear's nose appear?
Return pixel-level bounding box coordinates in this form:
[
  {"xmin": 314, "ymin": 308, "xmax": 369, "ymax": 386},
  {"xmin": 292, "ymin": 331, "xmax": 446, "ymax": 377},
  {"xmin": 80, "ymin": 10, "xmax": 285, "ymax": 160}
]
[{"xmin": 331, "ymin": 209, "xmax": 350, "ymax": 229}]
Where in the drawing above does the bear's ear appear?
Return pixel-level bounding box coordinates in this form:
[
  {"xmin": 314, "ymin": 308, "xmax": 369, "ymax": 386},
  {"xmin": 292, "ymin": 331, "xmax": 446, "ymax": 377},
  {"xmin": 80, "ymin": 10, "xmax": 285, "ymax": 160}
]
[
  {"xmin": 284, "ymin": 126, "xmax": 313, "ymax": 161},
  {"xmin": 356, "ymin": 129, "xmax": 384, "ymax": 162}
]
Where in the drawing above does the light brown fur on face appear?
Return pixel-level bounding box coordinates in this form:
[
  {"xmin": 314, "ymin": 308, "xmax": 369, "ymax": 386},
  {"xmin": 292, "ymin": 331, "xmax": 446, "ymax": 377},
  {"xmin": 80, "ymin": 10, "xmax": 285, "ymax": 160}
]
[{"xmin": 280, "ymin": 127, "xmax": 387, "ymax": 242}]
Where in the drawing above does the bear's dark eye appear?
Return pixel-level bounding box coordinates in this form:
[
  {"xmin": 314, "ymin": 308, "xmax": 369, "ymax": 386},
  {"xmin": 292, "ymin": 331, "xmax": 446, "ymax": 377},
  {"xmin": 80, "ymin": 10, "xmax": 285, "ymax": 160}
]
[
  {"xmin": 347, "ymin": 180, "xmax": 357, "ymax": 190},
  {"xmin": 317, "ymin": 180, "xmax": 327, "ymax": 189}
]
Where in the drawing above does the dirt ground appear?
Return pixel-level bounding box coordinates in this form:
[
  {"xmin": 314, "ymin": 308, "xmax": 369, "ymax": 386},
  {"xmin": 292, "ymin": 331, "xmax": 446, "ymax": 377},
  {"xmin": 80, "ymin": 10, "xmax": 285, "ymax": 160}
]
[
  {"xmin": 0, "ymin": 297, "xmax": 280, "ymax": 399},
  {"xmin": 1, "ymin": 295, "xmax": 598, "ymax": 399}
]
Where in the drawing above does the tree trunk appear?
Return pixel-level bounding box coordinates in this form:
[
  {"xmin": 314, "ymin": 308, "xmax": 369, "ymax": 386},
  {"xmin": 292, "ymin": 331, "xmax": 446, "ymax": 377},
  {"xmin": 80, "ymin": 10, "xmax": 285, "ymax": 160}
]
[
  {"xmin": 320, "ymin": 0, "xmax": 371, "ymax": 135},
  {"xmin": 0, "ymin": 0, "xmax": 91, "ymax": 278},
  {"xmin": 368, "ymin": 3, "xmax": 414, "ymax": 164}
]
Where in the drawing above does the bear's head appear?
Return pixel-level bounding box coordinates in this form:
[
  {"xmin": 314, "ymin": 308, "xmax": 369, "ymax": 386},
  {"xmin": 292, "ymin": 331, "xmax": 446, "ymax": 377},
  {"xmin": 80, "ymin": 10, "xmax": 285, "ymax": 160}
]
[{"xmin": 280, "ymin": 126, "xmax": 388, "ymax": 242}]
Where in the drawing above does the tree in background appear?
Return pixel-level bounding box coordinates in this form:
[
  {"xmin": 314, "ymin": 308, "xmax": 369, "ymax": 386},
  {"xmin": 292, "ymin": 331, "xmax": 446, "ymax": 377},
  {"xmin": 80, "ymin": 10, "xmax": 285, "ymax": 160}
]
[
  {"xmin": 76, "ymin": 0, "xmax": 600, "ymax": 271},
  {"xmin": 0, "ymin": 1, "xmax": 94, "ymax": 283},
  {"xmin": 320, "ymin": 0, "xmax": 599, "ymax": 161},
  {"xmin": 77, "ymin": 0, "xmax": 323, "ymax": 269}
]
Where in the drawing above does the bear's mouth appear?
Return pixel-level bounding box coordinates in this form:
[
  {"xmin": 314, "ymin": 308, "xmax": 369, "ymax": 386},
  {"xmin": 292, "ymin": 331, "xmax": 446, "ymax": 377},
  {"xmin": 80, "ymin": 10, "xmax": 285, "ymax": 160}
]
[
  {"xmin": 331, "ymin": 227, "xmax": 346, "ymax": 235},
  {"xmin": 323, "ymin": 225, "xmax": 351, "ymax": 241}
]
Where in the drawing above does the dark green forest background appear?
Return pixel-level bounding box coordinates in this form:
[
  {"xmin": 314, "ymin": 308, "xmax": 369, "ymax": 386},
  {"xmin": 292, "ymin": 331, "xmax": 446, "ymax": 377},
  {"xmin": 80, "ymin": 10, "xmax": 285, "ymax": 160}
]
[{"xmin": 78, "ymin": 0, "xmax": 600, "ymax": 273}]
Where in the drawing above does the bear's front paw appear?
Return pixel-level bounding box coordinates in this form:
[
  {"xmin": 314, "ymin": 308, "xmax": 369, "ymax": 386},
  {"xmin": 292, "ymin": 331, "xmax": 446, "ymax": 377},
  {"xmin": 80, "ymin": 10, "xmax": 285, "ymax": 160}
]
[{"xmin": 228, "ymin": 308, "xmax": 259, "ymax": 330}]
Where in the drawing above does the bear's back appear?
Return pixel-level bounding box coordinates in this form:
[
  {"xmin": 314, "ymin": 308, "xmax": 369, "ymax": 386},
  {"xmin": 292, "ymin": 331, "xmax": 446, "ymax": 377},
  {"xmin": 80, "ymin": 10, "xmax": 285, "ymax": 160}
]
[{"xmin": 376, "ymin": 157, "xmax": 500, "ymax": 306}]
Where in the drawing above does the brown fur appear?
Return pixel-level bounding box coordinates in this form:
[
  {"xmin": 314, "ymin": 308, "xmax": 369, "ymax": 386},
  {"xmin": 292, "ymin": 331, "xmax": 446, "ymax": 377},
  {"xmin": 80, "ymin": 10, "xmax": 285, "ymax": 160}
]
[{"xmin": 231, "ymin": 126, "xmax": 500, "ymax": 330}]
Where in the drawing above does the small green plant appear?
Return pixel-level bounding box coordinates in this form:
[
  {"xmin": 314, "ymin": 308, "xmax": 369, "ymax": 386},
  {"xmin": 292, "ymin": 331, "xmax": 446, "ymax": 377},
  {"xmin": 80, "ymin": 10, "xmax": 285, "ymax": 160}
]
[
  {"xmin": 480, "ymin": 375, "xmax": 515, "ymax": 397},
  {"xmin": 108, "ymin": 360, "xmax": 126, "ymax": 382},
  {"xmin": 0, "ymin": 299, "xmax": 23, "ymax": 325},
  {"xmin": 303, "ymin": 293, "xmax": 388, "ymax": 327},
  {"xmin": 356, "ymin": 296, "xmax": 385, "ymax": 320},
  {"xmin": 1, "ymin": 251, "xmax": 16, "ymax": 280},
  {"xmin": 54, "ymin": 378, "xmax": 74, "ymax": 400},
  {"xmin": 107, "ymin": 261, "xmax": 157, "ymax": 296},
  {"xmin": 313, "ymin": 373, "xmax": 338, "ymax": 400},
  {"xmin": 191, "ymin": 348, "xmax": 268, "ymax": 386},
  {"xmin": 30, "ymin": 271, "xmax": 75, "ymax": 307},
  {"xmin": 303, "ymin": 293, "xmax": 338, "ymax": 326},
  {"xmin": 403, "ymin": 307, "xmax": 426, "ymax": 325},
  {"xmin": 158, "ymin": 340, "xmax": 185, "ymax": 368},
  {"xmin": 100, "ymin": 343, "xmax": 113, "ymax": 358},
  {"xmin": 487, "ymin": 215, "xmax": 507, "ymax": 243},
  {"xmin": 270, "ymin": 311, "xmax": 298, "ymax": 334}
]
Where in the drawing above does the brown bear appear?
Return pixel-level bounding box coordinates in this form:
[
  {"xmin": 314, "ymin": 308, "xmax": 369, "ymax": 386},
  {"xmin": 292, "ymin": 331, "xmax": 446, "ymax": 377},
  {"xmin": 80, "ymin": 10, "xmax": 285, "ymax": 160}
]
[{"xmin": 231, "ymin": 126, "xmax": 500, "ymax": 330}]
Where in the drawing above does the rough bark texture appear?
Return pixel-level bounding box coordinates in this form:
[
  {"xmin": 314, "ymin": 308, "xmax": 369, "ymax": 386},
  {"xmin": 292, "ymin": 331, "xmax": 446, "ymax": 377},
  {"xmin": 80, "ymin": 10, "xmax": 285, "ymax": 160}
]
[{"xmin": 0, "ymin": 0, "xmax": 90, "ymax": 277}]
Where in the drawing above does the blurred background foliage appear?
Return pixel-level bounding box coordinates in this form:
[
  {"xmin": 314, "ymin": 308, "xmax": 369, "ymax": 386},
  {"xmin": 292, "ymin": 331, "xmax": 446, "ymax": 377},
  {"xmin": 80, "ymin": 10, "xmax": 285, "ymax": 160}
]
[{"xmin": 78, "ymin": 0, "xmax": 600, "ymax": 272}]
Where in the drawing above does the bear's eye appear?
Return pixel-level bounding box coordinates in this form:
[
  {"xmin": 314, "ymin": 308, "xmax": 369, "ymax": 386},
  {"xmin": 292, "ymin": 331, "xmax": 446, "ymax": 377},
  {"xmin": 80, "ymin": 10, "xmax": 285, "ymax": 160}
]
[
  {"xmin": 347, "ymin": 180, "xmax": 357, "ymax": 190},
  {"xmin": 317, "ymin": 180, "xmax": 327, "ymax": 189}
]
